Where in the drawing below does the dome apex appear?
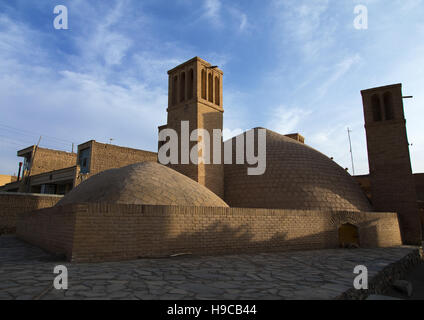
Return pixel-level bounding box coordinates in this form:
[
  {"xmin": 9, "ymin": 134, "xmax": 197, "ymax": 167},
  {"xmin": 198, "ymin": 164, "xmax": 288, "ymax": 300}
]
[
  {"xmin": 57, "ymin": 161, "xmax": 228, "ymax": 207},
  {"xmin": 224, "ymin": 129, "xmax": 372, "ymax": 212}
]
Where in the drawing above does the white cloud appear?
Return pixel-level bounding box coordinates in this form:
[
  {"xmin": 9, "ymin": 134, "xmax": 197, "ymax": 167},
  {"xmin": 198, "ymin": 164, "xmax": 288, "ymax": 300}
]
[
  {"xmin": 239, "ymin": 13, "xmax": 248, "ymax": 31},
  {"xmin": 0, "ymin": 3, "xmax": 176, "ymax": 174},
  {"xmin": 203, "ymin": 0, "xmax": 222, "ymax": 26},
  {"xmin": 266, "ymin": 106, "xmax": 312, "ymax": 135},
  {"xmin": 228, "ymin": 7, "xmax": 249, "ymax": 32},
  {"xmin": 317, "ymin": 54, "xmax": 361, "ymax": 98},
  {"xmin": 271, "ymin": 0, "xmax": 333, "ymax": 60},
  {"xmin": 200, "ymin": 0, "xmax": 249, "ymax": 32}
]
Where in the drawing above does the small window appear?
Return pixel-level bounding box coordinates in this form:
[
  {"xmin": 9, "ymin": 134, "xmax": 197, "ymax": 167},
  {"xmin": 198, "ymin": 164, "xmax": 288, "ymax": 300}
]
[
  {"xmin": 383, "ymin": 92, "xmax": 394, "ymax": 120},
  {"xmin": 172, "ymin": 76, "xmax": 178, "ymax": 106},
  {"xmin": 201, "ymin": 69, "xmax": 206, "ymax": 99},
  {"xmin": 208, "ymin": 73, "xmax": 213, "ymax": 102},
  {"xmin": 180, "ymin": 72, "xmax": 186, "ymax": 102},
  {"xmin": 215, "ymin": 76, "xmax": 220, "ymax": 105},
  {"xmin": 23, "ymin": 156, "xmax": 31, "ymax": 171},
  {"xmin": 188, "ymin": 69, "xmax": 194, "ymax": 99},
  {"xmin": 371, "ymin": 94, "xmax": 382, "ymax": 122},
  {"xmin": 79, "ymin": 148, "xmax": 91, "ymax": 174}
]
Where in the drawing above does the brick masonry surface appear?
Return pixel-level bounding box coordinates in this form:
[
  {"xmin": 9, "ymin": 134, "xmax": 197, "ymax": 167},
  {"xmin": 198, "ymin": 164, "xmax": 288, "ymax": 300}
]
[
  {"xmin": 89, "ymin": 141, "xmax": 157, "ymax": 176},
  {"xmin": 165, "ymin": 57, "xmax": 225, "ymax": 198},
  {"xmin": 362, "ymin": 84, "xmax": 422, "ymax": 244},
  {"xmin": 224, "ymin": 129, "xmax": 373, "ymax": 212},
  {"xmin": 29, "ymin": 148, "xmax": 76, "ymax": 176},
  {"xmin": 0, "ymin": 193, "xmax": 62, "ymax": 234},
  {"xmin": 57, "ymin": 162, "xmax": 228, "ymax": 207},
  {"xmin": 17, "ymin": 203, "xmax": 402, "ymax": 263}
]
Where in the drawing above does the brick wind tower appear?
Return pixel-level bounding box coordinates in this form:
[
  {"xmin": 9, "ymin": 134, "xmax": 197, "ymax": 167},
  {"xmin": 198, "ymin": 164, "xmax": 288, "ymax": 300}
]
[
  {"xmin": 361, "ymin": 83, "xmax": 422, "ymax": 244},
  {"xmin": 159, "ymin": 57, "xmax": 224, "ymax": 198}
]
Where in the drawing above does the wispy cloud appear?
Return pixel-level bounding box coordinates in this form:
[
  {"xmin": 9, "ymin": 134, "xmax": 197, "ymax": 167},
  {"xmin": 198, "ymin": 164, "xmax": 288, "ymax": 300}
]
[
  {"xmin": 1, "ymin": 0, "xmax": 423, "ymax": 177},
  {"xmin": 228, "ymin": 7, "xmax": 249, "ymax": 32},
  {"xmin": 200, "ymin": 0, "xmax": 249, "ymax": 32},
  {"xmin": 266, "ymin": 106, "xmax": 312, "ymax": 135},
  {"xmin": 202, "ymin": 0, "xmax": 222, "ymax": 26},
  {"xmin": 0, "ymin": 1, "xmax": 179, "ymax": 173},
  {"xmin": 317, "ymin": 54, "xmax": 361, "ymax": 98},
  {"xmin": 271, "ymin": 0, "xmax": 334, "ymax": 60}
]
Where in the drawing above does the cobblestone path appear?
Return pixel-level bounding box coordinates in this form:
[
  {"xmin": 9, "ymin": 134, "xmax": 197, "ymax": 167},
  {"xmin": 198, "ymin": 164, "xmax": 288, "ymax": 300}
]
[{"xmin": 0, "ymin": 236, "xmax": 416, "ymax": 300}]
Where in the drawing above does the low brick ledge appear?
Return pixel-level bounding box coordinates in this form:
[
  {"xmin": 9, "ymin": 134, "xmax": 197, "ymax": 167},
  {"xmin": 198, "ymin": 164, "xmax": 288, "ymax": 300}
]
[{"xmin": 336, "ymin": 246, "xmax": 424, "ymax": 300}]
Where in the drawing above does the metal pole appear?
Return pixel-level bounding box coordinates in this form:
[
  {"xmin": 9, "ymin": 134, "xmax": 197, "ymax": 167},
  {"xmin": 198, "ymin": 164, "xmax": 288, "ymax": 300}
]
[
  {"xmin": 26, "ymin": 136, "xmax": 42, "ymax": 192},
  {"xmin": 347, "ymin": 128, "xmax": 355, "ymax": 176}
]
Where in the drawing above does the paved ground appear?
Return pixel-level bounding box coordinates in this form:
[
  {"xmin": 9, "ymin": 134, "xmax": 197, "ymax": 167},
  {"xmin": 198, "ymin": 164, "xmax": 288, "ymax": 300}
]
[
  {"xmin": 383, "ymin": 261, "xmax": 424, "ymax": 300},
  {"xmin": 0, "ymin": 236, "xmax": 418, "ymax": 300}
]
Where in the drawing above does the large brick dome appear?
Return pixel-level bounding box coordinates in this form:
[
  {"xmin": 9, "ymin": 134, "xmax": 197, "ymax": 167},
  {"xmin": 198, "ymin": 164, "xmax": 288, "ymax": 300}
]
[
  {"xmin": 224, "ymin": 129, "xmax": 372, "ymax": 212},
  {"xmin": 57, "ymin": 161, "xmax": 228, "ymax": 207}
]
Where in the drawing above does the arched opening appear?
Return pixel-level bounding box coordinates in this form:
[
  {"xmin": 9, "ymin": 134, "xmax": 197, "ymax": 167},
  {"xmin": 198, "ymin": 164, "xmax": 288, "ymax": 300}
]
[
  {"xmin": 383, "ymin": 92, "xmax": 394, "ymax": 120},
  {"xmin": 188, "ymin": 69, "xmax": 194, "ymax": 100},
  {"xmin": 201, "ymin": 69, "xmax": 206, "ymax": 100},
  {"xmin": 180, "ymin": 72, "xmax": 186, "ymax": 102},
  {"xmin": 371, "ymin": 94, "xmax": 382, "ymax": 122},
  {"xmin": 338, "ymin": 223, "xmax": 359, "ymax": 248},
  {"xmin": 172, "ymin": 76, "xmax": 178, "ymax": 106},
  {"xmin": 208, "ymin": 73, "xmax": 213, "ymax": 102},
  {"xmin": 215, "ymin": 76, "xmax": 220, "ymax": 106}
]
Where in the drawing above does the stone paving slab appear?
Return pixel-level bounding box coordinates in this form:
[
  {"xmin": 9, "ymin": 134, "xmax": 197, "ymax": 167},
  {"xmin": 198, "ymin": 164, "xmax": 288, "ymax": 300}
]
[{"xmin": 0, "ymin": 236, "xmax": 418, "ymax": 300}]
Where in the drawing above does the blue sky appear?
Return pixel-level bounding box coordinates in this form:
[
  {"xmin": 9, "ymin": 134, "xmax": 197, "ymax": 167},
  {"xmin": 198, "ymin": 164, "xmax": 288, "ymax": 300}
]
[{"xmin": 0, "ymin": 0, "xmax": 423, "ymax": 176}]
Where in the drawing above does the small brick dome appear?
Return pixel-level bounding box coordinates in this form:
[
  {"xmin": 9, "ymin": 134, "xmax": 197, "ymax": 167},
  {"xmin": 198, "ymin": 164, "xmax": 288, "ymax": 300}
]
[
  {"xmin": 57, "ymin": 162, "xmax": 228, "ymax": 207},
  {"xmin": 224, "ymin": 129, "xmax": 372, "ymax": 212}
]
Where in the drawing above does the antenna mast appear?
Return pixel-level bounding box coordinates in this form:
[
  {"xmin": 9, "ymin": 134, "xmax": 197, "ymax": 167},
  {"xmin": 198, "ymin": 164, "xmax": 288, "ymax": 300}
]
[{"xmin": 347, "ymin": 128, "xmax": 355, "ymax": 176}]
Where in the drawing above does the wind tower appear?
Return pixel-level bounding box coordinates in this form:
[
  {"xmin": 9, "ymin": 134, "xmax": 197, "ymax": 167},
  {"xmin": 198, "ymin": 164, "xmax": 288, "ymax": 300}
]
[
  {"xmin": 361, "ymin": 83, "xmax": 422, "ymax": 244},
  {"xmin": 159, "ymin": 57, "xmax": 224, "ymax": 198}
]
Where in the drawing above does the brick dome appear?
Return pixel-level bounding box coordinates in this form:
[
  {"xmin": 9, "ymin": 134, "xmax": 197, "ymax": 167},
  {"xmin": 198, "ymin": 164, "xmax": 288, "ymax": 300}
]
[
  {"xmin": 57, "ymin": 161, "xmax": 228, "ymax": 207},
  {"xmin": 224, "ymin": 129, "xmax": 372, "ymax": 212}
]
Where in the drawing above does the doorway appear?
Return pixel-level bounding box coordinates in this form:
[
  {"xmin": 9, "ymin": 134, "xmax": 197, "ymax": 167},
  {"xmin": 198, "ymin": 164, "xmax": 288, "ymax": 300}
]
[{"xmin": 339, "ymin": 223, "xmax": 359, "ymax": 248}]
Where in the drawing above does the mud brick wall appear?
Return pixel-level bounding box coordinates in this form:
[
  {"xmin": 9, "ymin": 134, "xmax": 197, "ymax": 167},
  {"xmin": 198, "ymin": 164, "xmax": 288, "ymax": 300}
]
[
  {"xmin": 30, "ymin": 148, "xmax": 77, "ymax": 176},
  {"xmin": 0, "ymin": 193, "xmax": 62, "ymax": 234},
  {"xmin": 415, "ymin": 173, "xmax": 424, "ymax": 201},
  {"xmin": 90, "ymin": 142, "xmax": 157, "ymax": 176},
  {"xmin": 17, "ymin": 205, "xmax": 75, "ymax": 259},
  {"xmin": 362, "ymin": 84, "xmax": 422, "ymax": 244},
  {"xmin": 17, "ymin": 203, "xmax": 402, "ymax": 262}
]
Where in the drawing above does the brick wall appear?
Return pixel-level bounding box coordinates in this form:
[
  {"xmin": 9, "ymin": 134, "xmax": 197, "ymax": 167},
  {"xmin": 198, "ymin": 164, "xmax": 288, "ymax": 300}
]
[
  {"xmin": 0, "ymin": 193, "xmax": 62, "ymax": 234},
  {"xmin": 90, "ymin": 141, "xmax": 157, "ymax": 175},
  {"xmin": 165, "ymin": 57, "xmax": 225, "ymax": 199},
  {"xmin": 362, "ymin": 84, "xmax": 422, "ymax": 244},
  {"xmin": 0, "ymin": 175, "xmax": 16, "ymax": 187},
  {"xmin": 224, "ymin": 129, "xmax": 372, "ymax": 212},
  {"xmin": 419, "ymin": 202, "xmax": 424, "ymax": 237},
  {"xmin": 17, "ymin": 203, "xmax": 402, "ymax": 262},
  {"xmin": 17, "ymin": 205, "xmax": 76, "ymax": 259},
  {"xmin": 415, "ymin": 173, "xmax": 424, "ymax": 201},
  {"xmin": 30, "ymin": 148, "xmax": 77, "ymax": 176}
]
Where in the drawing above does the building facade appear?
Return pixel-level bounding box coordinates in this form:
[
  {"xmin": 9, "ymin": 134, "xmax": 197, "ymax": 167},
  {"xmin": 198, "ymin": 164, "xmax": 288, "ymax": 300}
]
[{"xmin": 1, "ymin": 141, "xmax": 157, "ymax": 195}]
